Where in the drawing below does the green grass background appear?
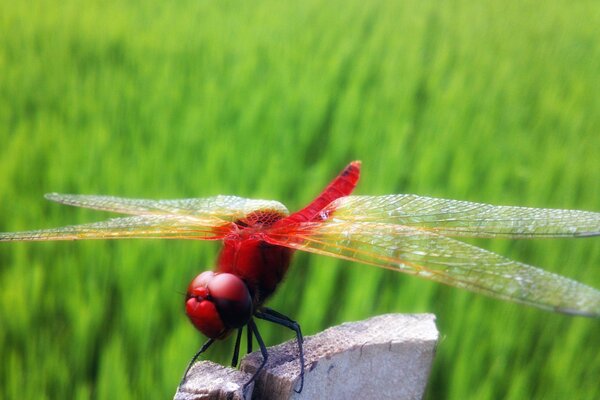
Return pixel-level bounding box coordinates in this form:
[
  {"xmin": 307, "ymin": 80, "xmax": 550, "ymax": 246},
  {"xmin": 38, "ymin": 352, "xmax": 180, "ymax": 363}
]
[{"xmin": 1, "ymin": 0, "xmax": 599, "ymax": 399}]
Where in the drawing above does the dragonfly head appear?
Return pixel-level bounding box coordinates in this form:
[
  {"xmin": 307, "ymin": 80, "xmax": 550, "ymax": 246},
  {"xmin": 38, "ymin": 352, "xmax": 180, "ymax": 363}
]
[{"xmin": 185, "ymin": 271, "xmax": 253, "ymax": 339}]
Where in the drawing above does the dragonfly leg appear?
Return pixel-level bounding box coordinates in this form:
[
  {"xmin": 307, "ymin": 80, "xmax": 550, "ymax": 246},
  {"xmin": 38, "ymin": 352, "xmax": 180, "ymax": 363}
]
[
  {"xmin": 178, "ymin": 337, "xmax": 216, "ymax": 387},
  {"xmin": 231, "ymin": 328, "xmax": 244, "ymax": 367},
  {"xmin": 247, "ymin": 322, "xmax": 253, "ymax": 354},
  {"xmin": 243, "ymin": 319, "xmax": 268, "ymax": 395},
  {"xmin": 255, "ymin": 307, "xmax": 305, "ymax": 393}
]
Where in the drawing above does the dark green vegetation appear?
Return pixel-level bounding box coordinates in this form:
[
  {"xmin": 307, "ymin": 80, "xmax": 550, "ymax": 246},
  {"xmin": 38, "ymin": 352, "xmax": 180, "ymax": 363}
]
[{"xmin": 1, "ymin": 0, "xmax": 599, "ymax": 398}]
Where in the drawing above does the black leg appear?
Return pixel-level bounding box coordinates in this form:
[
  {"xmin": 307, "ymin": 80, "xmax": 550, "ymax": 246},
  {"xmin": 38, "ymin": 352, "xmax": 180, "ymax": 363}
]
[
  {"xmin": 178, "ymin": 337, "xmax": 216, "ymax": 387},
  {"xmin": 255, "ymin": 308, "xmax": 305, "ymax": 393},
  {"xmin": 259, "ymin": 307, "xmax": 305, "ymax": 344},
  {"xmin": 243, "ymin": 318, "xmax": 269, "ymax": 394},
  {"xmin": 247, "ymin": 322, "xmax": 253, "ymax": 354},
  {"xmin": 232, "ymin": 328, "xmax": 243, "ymax": 367}
]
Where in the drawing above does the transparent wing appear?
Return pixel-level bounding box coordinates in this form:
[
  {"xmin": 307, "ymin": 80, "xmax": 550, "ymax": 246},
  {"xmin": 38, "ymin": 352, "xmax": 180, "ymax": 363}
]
[
  {"xmin": 45, "ymin": 193, "xmax": 288, "ymax": 220},
  {"xmin": 0, "ymin": 194, "xmax": 289, "ymax": 242},
  {"xmin": 322, "ymin": 195, "xmax": 600, "ymax": 238},
  {"xmin": 0, "ymin": 215, "xmax": 228, "ymax": 241},
  {"xmin": 266, "ymin": 221, "xmax": 600, "ymax": 317}
]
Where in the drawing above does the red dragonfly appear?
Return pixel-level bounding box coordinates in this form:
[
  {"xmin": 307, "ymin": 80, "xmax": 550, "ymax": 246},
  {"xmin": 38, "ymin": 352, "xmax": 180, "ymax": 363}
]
[{"xmin": 1, "ymin": 161, "xmax": 599, "ymax": 392}]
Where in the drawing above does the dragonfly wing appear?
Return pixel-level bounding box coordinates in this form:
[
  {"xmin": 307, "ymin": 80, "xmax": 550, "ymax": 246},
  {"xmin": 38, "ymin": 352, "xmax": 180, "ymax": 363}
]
[
  {"xmin": 0, "ymin": 215, "xmax": 227, "ymax": 241},
  {"xmin": 45, "ymin": 193, "xmax": 289, "ymax": 220},
  {"xmin": 324, "ymin": 195, "xmax": 600, "ymax": 238},
  {"xmin": 1, "ymin": 194, "xmax": 289, "ymax": 242},
  {"xmin": 0, "ymin": 193, "xmax": 288, "ymax": 241},
  {"xmin": 267, "ymin": 221, "xmax": 600, "ymax": 317}
]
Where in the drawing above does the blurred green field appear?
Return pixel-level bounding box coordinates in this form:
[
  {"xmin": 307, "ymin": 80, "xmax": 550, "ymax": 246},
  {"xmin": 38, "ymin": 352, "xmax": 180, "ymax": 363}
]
[{"xmin": 1, "ymin": 0, "xmax": 599, "ymax": 399}]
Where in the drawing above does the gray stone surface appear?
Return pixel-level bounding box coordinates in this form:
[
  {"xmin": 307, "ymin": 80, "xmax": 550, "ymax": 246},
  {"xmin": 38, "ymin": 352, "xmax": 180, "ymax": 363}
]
[
  {"xmin": 241, "ymin": 313, "xmax": 438, "ymax": 400},
  {"xmin": 174, "ymin": 360, "xmax": 253, "ymax": 400},
  {"xmin": 174, "ymin": 314, "xmax": 438, "ymax": 400}
]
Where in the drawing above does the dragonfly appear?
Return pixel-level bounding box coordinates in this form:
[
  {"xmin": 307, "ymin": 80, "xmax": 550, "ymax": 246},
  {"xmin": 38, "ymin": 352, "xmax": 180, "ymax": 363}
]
[{"xmin": 1, "ymin": 161, "xmax": 599, "ymax": 393}]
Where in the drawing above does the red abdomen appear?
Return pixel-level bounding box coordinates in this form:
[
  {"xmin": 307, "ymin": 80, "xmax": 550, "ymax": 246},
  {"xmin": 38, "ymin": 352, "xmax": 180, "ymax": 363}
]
[
  {"xmin": 278, "ymin": 161, "xmax": 360, "ymax": 224},
  {"xmin": 215, "ymin": 161, "xmax": 361, "ymax": 306}
]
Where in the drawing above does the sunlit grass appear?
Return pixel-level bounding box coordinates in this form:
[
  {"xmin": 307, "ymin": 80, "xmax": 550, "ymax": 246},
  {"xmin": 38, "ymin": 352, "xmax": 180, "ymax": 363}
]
[{"xmin": 0, "ymin": 0, "xmax": 599, "ymax": 399}]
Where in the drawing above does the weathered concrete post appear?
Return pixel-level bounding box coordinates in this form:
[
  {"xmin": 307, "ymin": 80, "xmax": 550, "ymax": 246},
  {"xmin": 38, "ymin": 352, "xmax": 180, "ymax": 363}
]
[{"xmin": 175, "ymin": 313, "xmax": 438, "ymax": 400}]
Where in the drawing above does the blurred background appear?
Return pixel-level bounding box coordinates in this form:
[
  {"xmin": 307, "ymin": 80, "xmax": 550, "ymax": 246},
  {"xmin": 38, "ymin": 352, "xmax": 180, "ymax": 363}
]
[{"xmin": 1, "ymin": 0, "xmax": 599, "ymax": 399}]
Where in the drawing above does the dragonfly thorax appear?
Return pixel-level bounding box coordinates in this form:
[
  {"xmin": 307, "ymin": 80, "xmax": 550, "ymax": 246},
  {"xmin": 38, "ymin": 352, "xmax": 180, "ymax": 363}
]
[{"xmin": 185, "ymin": 271, "xmax": 253, "ymax": 339}]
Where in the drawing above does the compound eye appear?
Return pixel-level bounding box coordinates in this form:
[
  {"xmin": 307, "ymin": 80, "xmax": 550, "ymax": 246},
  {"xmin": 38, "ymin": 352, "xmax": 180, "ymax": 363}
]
[
  {"xmin": 187, "ymin": 271, "xmax": 214, "ymax": 297},
  {"xmin": 185, "ymin": 271, "xmax": 253, "ymax": 338},
  {"xmin": 185, "ymin": 296, "xmax": 225, "ymax": 339},
  {"xmin": 208, "ymin": 273, "xmax": 253, "ymax": 329}
]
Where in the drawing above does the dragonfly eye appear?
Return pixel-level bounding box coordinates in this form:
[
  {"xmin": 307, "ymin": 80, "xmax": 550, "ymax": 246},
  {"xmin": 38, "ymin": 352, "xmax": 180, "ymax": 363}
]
[{"xmin": 185, "ymin": 271, "xmax": 253, "ymax": 339}]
